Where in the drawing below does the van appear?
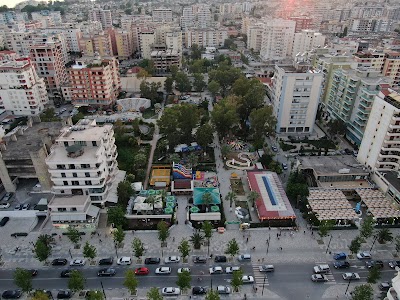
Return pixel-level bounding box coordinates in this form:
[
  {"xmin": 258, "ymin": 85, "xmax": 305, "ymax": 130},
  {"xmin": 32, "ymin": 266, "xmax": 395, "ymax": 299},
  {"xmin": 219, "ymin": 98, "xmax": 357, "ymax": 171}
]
[
  {"xmin": 313, "ymin": 264, "xmax": 330, "ymax": 274},
  {"xmin": 117, "ymin": 256, "xmax": 131, "ymax": 265},
  {"xmin": 237, "ymin": 254, "xmax": 251, "ymax": 261}
]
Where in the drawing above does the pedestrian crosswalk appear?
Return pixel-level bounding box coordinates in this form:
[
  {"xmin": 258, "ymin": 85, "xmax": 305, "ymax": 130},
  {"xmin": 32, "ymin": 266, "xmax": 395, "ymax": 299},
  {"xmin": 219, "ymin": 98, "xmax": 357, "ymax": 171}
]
[{"xmin": 252, "ymin": 263, "xmax": 269, "ymax": 287}]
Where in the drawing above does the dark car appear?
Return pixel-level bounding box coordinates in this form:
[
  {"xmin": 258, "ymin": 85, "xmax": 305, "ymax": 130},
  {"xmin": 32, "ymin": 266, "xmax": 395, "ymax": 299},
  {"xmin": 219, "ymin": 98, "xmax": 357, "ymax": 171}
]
[
  {"xmin": 60, "ymin": 270, "xmax": 73, "ymax": 278},
  {"xmin": 144, "ymin": 257, "xmax": 161, "ymax": 264},
  {"xmin": 193, "ymin": 256, "xmax": 207, "ymax": 263},
  {"xmin": 344, "ymin": 148, "xmax": 352, "ymax": 155},
  {"xmin": 379, "ymin": 282, "xmax": 391, "ymax": 291},
  {"xmin": 2, "ymin": 290, "xmax": 22, "ymax": 299},
  {"xmin": 333, "ymin": 261, "xmax": 350, "ymax": 269},
  {"xmin": 214, "ymin": 255, "xmax": 227, "ymax": 263},
  {"xmin": 2, "ymin": 192, "xmax": 13, "ymax": 202},
  {"xmin": 389, "ymin": 261, "xmax": 400, "ymax": 268},
  {"xmin": 366, "ymin": 260, "xmax": 384, "ymax": 269},
  {"xmin": 333, "ymin": 252, "xmax": 347, "ymax": 260},
  {"xmin": 52, "ymin": 258, "xmax": 68, "ymax": 266},
  {"xmin": 97, "ymin": 268, "xmax": 116, "ymax": 277},
  {"xmin": 192, "ymin": 287, "xmax": 207, "ymax": 295},
  {"xmin": 98, "ymin": 257, "xmax": 113, "ymax": 265},
  {"xmin": 57, "ymin": 290, "xmax": 72, "ymax": 299},
  {"xmin": 0, "ymin": 217, "xmax": 9, "ymax": 227}
]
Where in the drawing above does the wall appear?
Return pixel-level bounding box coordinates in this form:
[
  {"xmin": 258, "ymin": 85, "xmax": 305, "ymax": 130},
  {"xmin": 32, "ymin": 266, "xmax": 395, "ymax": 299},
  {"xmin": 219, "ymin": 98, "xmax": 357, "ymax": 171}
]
[{"xmin": 120, "ymin": 76, "xmax": 166, "ymax": 93}]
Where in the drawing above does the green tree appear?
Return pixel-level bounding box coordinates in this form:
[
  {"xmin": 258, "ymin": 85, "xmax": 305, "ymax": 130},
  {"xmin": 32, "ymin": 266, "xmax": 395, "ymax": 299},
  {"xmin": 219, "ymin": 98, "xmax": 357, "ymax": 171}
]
[
  {"xmin": 176, "ymin": 270, "xmax": 191, "ymax": 292},
  {"xmin": 68, "ymin": 270, "xmax": 85, "ymax": 292},
  {"xmin": 196, "ymin": 124, "xmax": 213, "ymax": 150},
  {"xmin": 178, "ymin": 104, "xmax": 200, "ymax": 143},
  {"xmin": 140, "ymin": 81, "xmax": 161, "ymax": 105},
  {"xmin": 157, "ymin": 221, "xmax": 170, "ymax": 246},
  {"xmin": 247, "ymin": 191, "xmax": 260, "ymax": 209},
  {"xmin": 138, "ymin": 59, "xmax": 155, "ymax": 75},
  {"xmin": 223, "ymin": 38, "xmax": 237, "ymax": 50},
  {"xmin": 169, "ymin": 153, "xmax": 181, "ymax": 163},
  {"xmin": 360, "ymin": 216, "xmax": 375, "ymax": 240},
  {"xmin": 147, "ymin": 287, "xmax": 163, "ymax": 300},
  {"xmin": 164, "ymin": 76, "xmax": 174, "ymax": 93},
  {"xmin": 66, "ymin": 227, "xmax": 81, "ymax": 245},
  {"xmin": 37, "ymin": 234, "xmax": 54, "ymax": 246},
  {"xmin": 107, "ymin": 206, "xmax": 127, "ymax": 228},
  {"xmin": 86, "ymin": 291, "xmax": 104, "ymax": 300},
  {"xmin": 377, "ymin": 228, "xmax": 393, "ymax": 244},
  {"xmin": 249, "ymin": 106, "xmax": 277, "ymax": 143},
  {"xmin": 240, "ymin": 53, "xmax": 249, "ymax": 64},
  {"xmin": 132, "ymin": 238, "xmax": 145, "ymax": 259},
  {"xmin": 13, "ymin": 268, "xmax": 32, "ymax": 292},
  {"xmin": 146, "ymin": 195, "xmax": 156, "ymax": 212},
  {"xmin": 210, "ymin": 97, "xmax": 239, "ymax": 136},
  {"xmin": 190, "ymin": 232, "xmax": 204, "ymax": 250},
  {"xmin": 134, "ymin": 152, "xmax": 147, "ymax": 168},
  {"xmin": 231, "ymin": 269, "xmax": 243, "ymax": 292},
  {"xmin": 83, "ymin": 242, "xmax": 97, "ymax": 261},
  {"xmin": 193, "ymin": 73, "xmax": 206, "ymax": 92},
  {"xmin": 113, "ymin": 226, "xmax": 125, "ymax": 247},
  {"xmin": 208, "ymin": 80, "xmax": 220, "ymax": 97},
  {"xmin": 225, "ymin": 191, "xmax": 237, "ymax": 208},
  {"xmin": 34, "ymin": 239, "xmax": 51, "ymax": 262},
  {"xmin": 202, "ymin": 192, "xmax": 214, "ymax": 211},
  {"xmin": 318, "ymin": 220, "xmax": 335, "ymax": 238},
  {"xmin": 178, "ymin": 239, "xmax": 191, "ymax": 261},
  {"xmin": 117, "ymin": 180, "xmax": 133, "ymax": 208},
  {"xmin": 205, "ymin": 289, "xmax": 221, "ymax": 300},
  {"xmin": 351, "ymin": 284, "xmax": 373, "ymax": 300},
  {"xmin": 32, "ymin": 291, "xmax": 50, "ymax": 300},
  {"xmin": 285, "ymin": 183, "xmax": 309, "ymax": 202},
  {"xmin": 327, "ymin": 119, "xmax": 346, "ymax": 137},
  {"xmin": 349, "ymin": 236, "xmax": 362, "ymax": 254},
  {"xmin": 208, "ymin": 63, "xmax": 242, "ymax": 96},
  {"xmin": 202, "ymin": 221, "xmax": 213, "ymax": 254},
  {"xmin": 175, "ymin": 72, "xmax": 192, "ymax": 92},
  {"xmin": 190, "ymin": 44, "xmax": 202, "ymax": 60},
  {"xmin": 189, "ymin": 59, "xmax": 205, "ymax": 74},
  {"xmin": 225, "ymin": 239, "xmax": 240, "ymax": 259},
  {"xmin": 367, "ymin": 266, "xmax": 381, "ymax": 284},
  {"xmin": 123, "ymin": 270, "xmax": 138, "ymax": 295},
  {"xmin": 170, "ymin": 65, "xmax": 179, "ymax": 78}
]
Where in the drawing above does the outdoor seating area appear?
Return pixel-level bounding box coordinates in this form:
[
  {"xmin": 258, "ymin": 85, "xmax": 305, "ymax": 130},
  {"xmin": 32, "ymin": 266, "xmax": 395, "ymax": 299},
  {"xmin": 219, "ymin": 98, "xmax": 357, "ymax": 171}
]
[
  {"xmin": 127, "ymin": 190, "xmax": 177, "ymax": 215},
  {"xmin": 356, "ymin": 189, "xmax": 400, "ymax": 220}
]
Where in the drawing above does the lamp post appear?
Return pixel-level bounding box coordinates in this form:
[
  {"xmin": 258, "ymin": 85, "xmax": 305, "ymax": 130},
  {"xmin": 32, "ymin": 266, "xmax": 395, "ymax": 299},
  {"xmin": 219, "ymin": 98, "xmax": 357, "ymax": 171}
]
[
  {"xmin": 100, "ymin": 281, "xmax": 106, "ymax": 299},
  {"xmin": 326, "ymin": 235, "xmax": 333, "ymax": 254},
  {"xmin": 266, "ymin": 239, "xmax": 270, "ymax": 254}
]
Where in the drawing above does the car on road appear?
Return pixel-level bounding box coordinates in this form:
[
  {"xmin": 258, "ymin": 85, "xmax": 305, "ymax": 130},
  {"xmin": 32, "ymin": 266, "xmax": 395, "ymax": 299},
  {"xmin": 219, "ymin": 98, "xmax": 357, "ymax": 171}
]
[
  {"xmin": 0, "ymin": 203, "xmax": 10, "ymax": 209},
  {"xmin": 217, "ymin": 286, "xmax": 231, "ymax": 294},
  {"xmin": 259, "ymin": 265, "xmax": 275, "ymax": 272},
  {"xmin": 1, "ymin": 290, "xmax": 22, "ymax": 299},
  {"xmin": 237, "ymin": 254, "xmax": 251, "ymax": 261},
  {"xmin": 214, "ymin": 255, "xmax": 227, "ymax": 262},
  {"xmin": 14, "ymin": 204, "xmax": 22, "ymax": 210},
  {"xmin": 134, "ymin": 267, "xmax": 149, "ymax": 275},
  {"xmin": 192, "ymin": 287, "xmax": 207, "ymax": 295},
  {"xmin": 117, "ymin": 257, "xmax": 131, "ymax": 265},
  {"xmin": 225, "ymin": 266, "xmax": 241, "ymax": 274},
  {"xmin": 22, "ymin": 203, "xmax": 30, "ymax": 210},
  {"xmin": 333, "ymin": 252, "xmax": 347, "ymax": 260},
  {"xmin": 70, "ymin": 259, "xmax": 85, "ymax": 266},
  {"xmin": 281, "ymin": 163, "xmax": 288, "ymax": 170},
  {"xmin": 193, "ymin": 256, "xmax": 207, "ymax": 263},
  {"xmin": 209, "ymin": 266, "xmax": 224, "ymax": 274},
  {"xmin": 0, "ymin": 216, "xmax": 9, "ymax": 226},
  {"xmin": 342, "ymin": 273, "xmax": 360, "ymax": 280},
  {"xmin": 98, "ymin": 257, "xmax": 113, "ymax": 265},
  {"xmin": 365, "ymin": 260, "xmax": 384, "ymax": 269},
  {"xmin": 52, "ymin": 258, "xmax": 68, "ymax": 266},
  {"xmin": 177, "ymin": 268, "xmax": 191, "ymax": 274},
  {"xmin": 164, "ymin": 256, "xmax": 181, "ymax": 264},
  {"xmin": 271, "ymin": 146, "xmax": 278, "ymax": 152},
  {"xmin": 60, "ymin": 270, "xmax": 74, "ymax": 278},
  {"xmin": 313, "ymin": 264, "xmax": 330, "ymax": 274},
  {"xmin": 145, "ymin": 257, "xmax": 160, "ymax": 264},
  {"xmin": 389, "ymin": 261, "xmax": 400, "ymax": 268},
  {"xmin": 97, "ymin": 268, "xmax": 116, "ymax": 277},
  {"xmin": 161, "ymin": 287, "xmax": 180, "ymax": 296},
  {"xmin": 242, "ymin": 275, "xmax": 255, "ymax": 283},
  {"xmin": 357, "ymin": 251, "xmax": 371, "ymax": 259},
  {"xmin": 379, "ymin": 282, "xmax": 391, "ymax": 291},
  {"xmin": 2, "ymin": 192, "xmax": 13, "ymax": 202},
  {"xmin": 57, "ymin": 290, "xmax": 71, "ymax": 299},
  {"xmin": 333, "ymin": 261, "xmax": 350, "ymax": 269},
  {"xmin": 311, "ymin": 274, "xmax": 328, "ymax": 282},
  {"xmin": 155, "ymin": 267, "xmax": 171, "ymax": 275}
]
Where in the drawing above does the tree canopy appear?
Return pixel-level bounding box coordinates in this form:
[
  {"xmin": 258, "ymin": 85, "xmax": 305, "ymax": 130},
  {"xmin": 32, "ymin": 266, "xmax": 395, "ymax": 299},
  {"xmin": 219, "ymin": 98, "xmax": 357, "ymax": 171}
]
[
  {"xmin": 208, "ymin": 62, "xmax": 242, "ymax": 97},
  {"xmin": 210, "ymin": 97, "xmax": 239, "ymax": 136}
]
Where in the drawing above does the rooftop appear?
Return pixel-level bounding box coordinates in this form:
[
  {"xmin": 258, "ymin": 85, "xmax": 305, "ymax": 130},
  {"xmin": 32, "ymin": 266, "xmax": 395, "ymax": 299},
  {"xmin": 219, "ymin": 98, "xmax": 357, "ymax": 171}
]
[
  {"xmin": 57, "ymin": 120, "xmax": 112, "ymax": 142},
  {"xmin": 299, "ymin": 155, "xmax": 368, "ymax": 176},
  {"xmin": 46, "ymin": 144, "xmax": 100, "ymax": 163},
  {"xmin": 382, "ymin": 171, "xmax": 400, "ymax": 194},
  {"xmin": 49, "ymin": 194, "xmax": 89, "ymax": 207}
]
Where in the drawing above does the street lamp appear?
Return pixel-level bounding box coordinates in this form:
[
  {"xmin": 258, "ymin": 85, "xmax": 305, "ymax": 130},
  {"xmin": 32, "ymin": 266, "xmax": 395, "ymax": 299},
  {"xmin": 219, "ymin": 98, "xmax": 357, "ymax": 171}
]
[
  {"xmin": 100, "ymin": 281, "xmax": 106, "ymax": 299},
  {"xmin": 326, "ymin": 235, "xmax": 333, "ymax": 254}
]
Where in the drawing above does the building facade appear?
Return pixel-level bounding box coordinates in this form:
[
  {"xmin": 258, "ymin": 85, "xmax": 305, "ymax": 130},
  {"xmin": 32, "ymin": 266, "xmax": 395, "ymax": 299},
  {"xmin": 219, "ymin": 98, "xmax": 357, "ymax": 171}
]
[
  {"xmin": 382, "ymin": 52, "xmax": 400, "ymax": 86},
  {"xmin": 152, "ymin": 8, "xmax": 173, "ymax": 23},
  {"xmin": 89, "ymin": 9, "xmax": 113, "ymax": 29},
  {"xmin": 292, "ymin": 30, "xmax": 325, "ymax": 58}
]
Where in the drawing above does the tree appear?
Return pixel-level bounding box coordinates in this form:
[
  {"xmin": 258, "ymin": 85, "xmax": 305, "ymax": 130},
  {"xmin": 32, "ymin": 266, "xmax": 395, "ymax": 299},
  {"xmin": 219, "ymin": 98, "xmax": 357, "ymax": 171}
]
[
  {"xmin": 247, "ymin": 191, "xmax": 260, "ymax": 209},
  {"xmin": 240, "ymin": 53, "xmax": 249, "ymax": 64},
  {"xmin": 175, "ymin": 72, "xmax": 192, "ymax": 93},
  {"xmin": 190, "ymin": 232, "xmax": 204, "ymax": 250},
  {"xmin": 377, "ymin": 228, "xmax": 393, "ymax": 244},
  {"xmin": 117, "ymin": 181, "xmax": 133, "ymax": 208},
  {"xmin": 37, "ymin": 234, "xmax": 54, "ymax": 246},
  {"xmin": 86, "ymin": 291, "xmax": 104, "ymax": 300},
  {"xmin": 140, "ymin": 81, "xmax": 161, "ymax": 105},
  {"xmin": 146, "ymin": 195, "xmax": 156, "ymax": 212},
  {"xmin": 134, "ymin": 152, "xmax": 147, "ymax": 168},
  {"xmin": 327, "ymin": 119, "xmax": 346, "ymax": 137},
  {"xmin": 187, "ymin": 152, "xmax": 199, "ymax": 169},
  {"xmin": 34, "ymin": 239, "xmax": 51, "ymax": 262},
  {"xmin": 285, "ymin": 182, "xmax": 309, "ymax": 202},
  {"xmin": 107, "ymin": 206, "xmax": 127, "ymax": 227},
  {"xmin": 231, "ymin": 269, "xmax": 243, "ymax": 292},
  {"xmin": 249, "ymin": 106, "xmax": 277, "ymax": 142},
  {"xmin": 164, "ymin": 76, "xmax": 174, "ymax": 93},
  {"xmin": 208, "ymin": 63, "xmax": 242, "ymax": 96},
  {"xmin": 32, "ymin": 291, "xmax": 50, "ymax": 300},
  {"xmin": 138, "ymin": 59, "xmax": 155, "ymax": 75},
  {"xmin": 210, "ymin": 98, "xmax": 239, "ymax": 136},
  {"xmin": 68, "ymin": 270, "xmax": 85, "ymax": 292},
  {"xmin": 223, "ymin": 38, "xmax": 237, "ymax": 50},
  {"xmin": 367, "ymin": 266, "xmax": 381, "ymax": 284},
  {"xmin": 225, "ymin": 191, "xmax": 237, "ymax": 208},
  {"xmin": 202, "ymin": 192, "xmax": 214, "ymax": 211},
  {"xmin": 178, "ymin": 239, "xmax": 191, "ymax": 261},
  {"xmin": 205, "ymin": 289, "xmax": 221, "ymax": 300},
  {"xmin": 225, "ymin": 239, "xmax": 240, "ymax": 259},
  {"xmin": 196, "ymin": 124, "xmax": 213, "ymax": 150},
  {"xmin": 189, "ymin": 59, "xmax": 205, "ymax": 74},
  {"xmin": 351, "ymin": 284, "xmax": 373, "ymax": 300},
  {"xmin": 113, "ymin": 226, "xmax": 125, "ymax": 247},
  {"xmin": 132, "ymin": 238, "xmax": 145, "ymax": 259},
  {"xmin": 193, "ymin": 73, "xmax": 206, "ymax": 92},
  {"xmin": 83, "ymin": 242, "xmax": 97, "ymax": 261},
  {"xmin": 169, "ymin": 153, "xmax": 180, "ymax": 163},
  {"xmin": 176, "ymin": 270, "xmax": 191, "ymax": 292},
  {"xmin": 147, "ymin": 287, "xmax": 163, "ymax": 300},
  {"xmin": 202, "ymin": 221, "xmax": 213, "ymax": 254},
  {"xmin": 349, "ymin": 236, "xmax": 362, "ymax": 254},
  {"xmin": 191, "ymin": 44, "xmax": 202, "ymax": 60},
  {"xmin": 318, "ymin": 220, "xmax": 335, "ymax": 238},
  {"xmin": 360, "ymin": 216, "xmax": 375, "ymax": 240},
  {"xmin": 208, "ymin": 80, "xmax": 220, "ymax": 97},
  {"xmin": 170, "ymin": 65, "xmax": 179, "ymax": 78},
  {"xmin": 123, "ymin": 270, "xmax": 138, "ymax": 295},
  {"xmin": 157, "ymin": 221, "xmax": 170, "ymax": 246},
  {"xmin": 13, "ymin": 268, "xmax": 32, "ymax": 292},
  {"xmin": 66, "ymin": 227, "xmax": 81, "ymax": 245}
]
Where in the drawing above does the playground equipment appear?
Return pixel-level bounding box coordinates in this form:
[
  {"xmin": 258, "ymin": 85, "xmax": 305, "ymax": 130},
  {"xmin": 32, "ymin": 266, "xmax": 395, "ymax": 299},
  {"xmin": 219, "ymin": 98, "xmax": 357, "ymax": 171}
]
[
  {"xmin": 226, "ymin": 152, "xmax": 255, "ymax": 170},
  {"xmin": 173, "ymin": 162, "xmax": 193, "ymax": 179}
]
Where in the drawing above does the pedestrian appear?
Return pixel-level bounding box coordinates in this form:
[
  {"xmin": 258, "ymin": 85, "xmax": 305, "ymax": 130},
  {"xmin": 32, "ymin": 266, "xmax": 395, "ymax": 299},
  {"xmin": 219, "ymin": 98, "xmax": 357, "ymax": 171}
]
[
  {"xmin": 246, "ymin": 237, "xmax": 248, "ymax": 243},
  {"xmin": 276, "ymin": 233, "xmax": 279, "ymax": 238},
  {"xmin": 311, "ymin": 231, "xmax": 314, "ymax": 235},
  {"xmin": 304, "ymin": 230, "xmax": 306, "ymax": 234},
  {"xmin": 262, "ymin": 257, "xmax": 265, "ymax": 262},
  {"xmin": 59, "ymin": 235, "xmax": 62, "ymax": 240},
  {"xmin": 280, "ymin": 247, "xmax": 283, "ymax": 251},
  {"xmin": 99, "ymin": 239, "xmax": 102, "ymax": 243},
  {"xmin": 173, "ymin": 237, "xmax": 175, "ymax": 242}
]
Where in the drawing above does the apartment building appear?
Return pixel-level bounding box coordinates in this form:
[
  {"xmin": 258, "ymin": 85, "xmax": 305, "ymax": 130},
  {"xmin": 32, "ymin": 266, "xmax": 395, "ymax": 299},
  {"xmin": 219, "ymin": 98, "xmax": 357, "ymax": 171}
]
[
  {"xmin": 45, "ymin": 119, "xmax": 119, "ymax": 206},
  {"xmin": 89, "ymin": 9, "xmax": 113, "ymax": 29},
  {"xmin": 246, "ymin": 23, "xmax": 263, "ymax": 53},
  {"xmin": 115, "ymin": 30, "xmax": 134, "ymax": 60},
  {"xmin": 270, "ymin": 60, "xmax": 323, "ymax": 134},
  {"xmin": 0, "ymin": 57, "xmax": 48, "ymax": 115},
  {"xmin": 382, "ymin": 52, "xmax": 400, "ymax": 86},
  {"xmin": 350, "ymin": 19, "xmax": 376, "ymax": 32},
  {"xmin": 289, "ymin": 16, "xmax": 314, "ymax": 32},
  {"xmin": 79, "ymin": 31, "xmax": 113, "ymax": 57},
  {"xmin": 196, "ymin": 5, "xmax": 212, "ymax": 29},
  {"xmin": 292, "ymin": 30, "xmax": 325, "ymax": 58},
  {"xmin": 139, "ymin": 31, "xmax": 155, "ymax": 59},
  {"xmin": 353, "ymin": 51, "xmax": 385, "ymax": 72},
  {"xmin": 65, "ymin": 55, "xmax": 121, "ymax": 107},
  {"xmin": 31, "ymin": 10, "xmax": 62, "ymax": 26},
  {"xmin": 184, "ymin": 29, "xmax": 228, "ymax": 48},
  {"xmin": 152, "ymin": 8, "xmax": 173, "ymax": 23},
  {"xmin": 260, "ymin": 19, "xmax": 296, "ymax": 61},
  {"xmin": 42, "ymin": 28, "xmax": 82, "ymax": 53},
  {"xmin": 151, "ymin": 49, "xmax": 181, "ymax": 73},
  {"xmin": 165, "ymin": 32, "xmax": 182, "ymax": 53},
  {"xmin": 180, "ymin": 6, "xmax": 195, "ymax": 30}
]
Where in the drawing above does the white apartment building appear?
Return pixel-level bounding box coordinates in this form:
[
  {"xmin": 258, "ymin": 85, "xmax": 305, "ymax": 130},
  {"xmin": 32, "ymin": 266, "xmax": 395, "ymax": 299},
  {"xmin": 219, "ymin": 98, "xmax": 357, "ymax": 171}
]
[
  {"xmin": 292, "ymin": 30, "xmax": 326, "ymax": 58},
  {"xmin": 46, "ymin": 119, "xmax": 119, "ymax": 206},
  {"xmin": 184, "ymin": 29, "xmax": 228, "ymax": 48},
  {"xmin": 180, "ymin": 7, "xmax": 195, "ymax": 30},
  {"xmin": 89, "ymin": 9, "xmax": 113, "ymax": 29},
  {"xmin": 260, "ymin": 19, "xmax": 296, "ymax": 61},
  {"xmin": 270, "ymin": 60, "xmax": 323, "ymax": 133},
  {"xmin": 42, "ymin": 28, "xmax": 82, "ymax": 53},
  {"xmin": 350, "ymin": 19, "xmax": 376, "ymax": 32},
  {"xmin": 152, "ymin": 8, "xmax": 173, "ymax": 23},
  {"xmin": 0, "ymin": 57, "xmax": 48, "ymax": 115},
  {"xmin": 139, "ymin": 31, "xmax": 155, "ymax": 59},
  {"xmin": 31, "ymin": 11, "xmax": 62, "ymax": 26},
  {"xmin": 165, "ymin": 32, "xmax": 182, "ymax": 53},
  {"xmin": 196, "ymin": 5, "xmax": 212, "ymax": 29},
  {"xmin": 247, "ymin": 23, "xmax": 263, "ymax": 53}
]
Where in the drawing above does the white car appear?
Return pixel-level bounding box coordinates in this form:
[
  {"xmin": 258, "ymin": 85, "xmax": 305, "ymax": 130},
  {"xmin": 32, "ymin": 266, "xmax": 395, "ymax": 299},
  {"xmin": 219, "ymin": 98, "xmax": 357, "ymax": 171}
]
[
  {"xmin": 357, "ymin": 251, "xmax": 371, "ymax": 260},
  {"xmin": 342, "ymin": 273, "xmax": 360, "ymax": 280},
  {"xmin": 0, "ymin": 203, "xmax": 10, "ymax": 209},
  {"xmin": 242, "ymin": 275, "xmax": 255, "ymax": 283},
  {"xmin": 311, "ymin": 274, "xmax": 328, "ymax": 282},
  {"xmin": 164, "ymin": 256, "xmax": 181, "ymax": 264},
  {"xmin": 116, "ymin": 257, "xmax": 132, "ymax": 265},
  {"xmin": 217, "ymin": 286, "xmax": 231, "ymax": 294},
  {"xmin": 69, "ymin": 259, "xmax": 85, "ymax": 266},
  {"xmin": 225, "ymin": 266, "xmax": 241, "ymax": 274},
  {"xmin": 177, "ymin": 268, "xmax": 191, "ymax": 274},
  {"xmin": 161, "ymin": 287, "xmax": 180, "ymax": 296},
  {"xmin": 155, "ymin": 267, "xmax": 171, "ymax": 275},
  {"xmin": 209, "ymin": 266, "xmax": 224, "ymax": 274}
]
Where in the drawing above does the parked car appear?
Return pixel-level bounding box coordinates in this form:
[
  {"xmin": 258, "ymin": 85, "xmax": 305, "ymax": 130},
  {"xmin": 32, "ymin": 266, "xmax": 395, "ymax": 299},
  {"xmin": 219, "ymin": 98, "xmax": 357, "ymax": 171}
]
[
  {"xmin": 237, "ymin": 254, "xmax": 251, "ymax": 261},
  {"xmin": 134, "ymin": 267, "xmax": 149, "ymax": 275},
  {"xmin": 161, "ymin": 287, "xmax": 180, "ymax": 296},
  {"xmin": 242, "ymin": 275, "xmax": 255, "ymax": 283},
  {"xmin": 0, "ymin": 203, "xmax": 10, "ymax": 209},
  {"xmin": 0, "ymin": 216, "xmax": 9, "ymax": 226},
  {"xmin": 271, "ymin": 146, "xmax": 278, "ymax": 152},
  {"xmin": 209, "ymin": 266, "xmax": 224, "ymax": 274},
  {"xmin": 1, "ymin": 290, "xmax": 22, "ymax": 299},
  {"xmin": 193, "ymin": 256, "xmax": 207, "ymax": 263},
  {"xmin": 225, "ymin": 266, "xmax": 241, "ymax": 274},
  {"xmin": 281, "ymin": 163, "xmax": 288, "ymax": 170},
  {"xmin": 214, "ymin": 255, "xmax": 227, "ymax": 263},
  {"xmin": 311, "ymin": 274, "xmax": 328, "ymax": 282},
  {"xmin": 52, "ymin": 258, "xmax": 68, "ymax": 266},
  {"xmin": 192, "ymin": 287, "xmax": 207, "ymax": 295},
  {"xmin": 217, "ymin": 286, "xmax": 231, "ymax": 294},
  {"xmin": 144, "ymin": 257, "xmax": 160, "ymax": 264},
  {"xmin": 98, "ymin": 257, "xmax": 113, "ymax": 265},
  {"xmin": 313, "ymin": 265, "xmax": 330, "ymax": 274},
  {"xmin": 379, "ymin": 282, "xmax": 391, "ymax": 291},
  {"xmin": 389, "ymin": 261, "xmax": 400, "ymax": 269},
  {"xmin": 116, "ymin": 257, "xmax": 131, "ymax": 265},
  {"xmin": 164, "ymin": 256, "xmax": 181, "ymax": 264},
  {"xmin": 22, "ymin": 203, "xmax": 30, "ymax": 210},
  {"xmin": 2, "ymin": 192, "xmax": 13, "ymax": 202},
  {"xmin": 342, "ymin": 273, "xmax": 360, "ymax": 280},
  {"xmin": 14, "ymin": 204, "xmax": 22, "ymax": 210},
  {"xmin": 365, "ymin": 260, "xmax": 384, "ymax": 269},
  {"xmin": 357, "ymin": 251, "xmax": 371, "ymax": 260},
  {"xmin": 177, "ymin": 268, "xmax": 191, "ymax": 274},
  {"xmin": 57, "ymin": 290, "xmax": 72, "ymax": 299},
  {"xmin": 155, "ymin": 267, "xmax": 171, "ymax": 275},
  {"xmin": 333, "ymin": 261, "xmax": 350, "ymax": 269},
  {"xmin": 70, "ymin": 259, "xmax": 85, "ymax": 266},
  {"xmin": 333, "ymin": 252, "xmax": 347, "ymax": 260},
  {"xmin": 97, "ymin": 268, "xmax": 116, "ymax": 277},
  {"xmin": 259, "ymin": 265, "xmax": 275, "ymax": 272}
]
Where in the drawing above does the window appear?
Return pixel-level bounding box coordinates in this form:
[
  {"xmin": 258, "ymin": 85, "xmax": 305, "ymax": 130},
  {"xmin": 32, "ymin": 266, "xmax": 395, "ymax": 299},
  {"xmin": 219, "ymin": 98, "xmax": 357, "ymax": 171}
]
[
  {"xmin": 57, "ymin": 165, "xmax": 65, "ymax": 170},
  {"xmin": 85, "ymin": 180, "xmax": 92, "ymax": 185},
  {"xmin": 63, "ymin": 181, "xmax": 68, "ymax": 185},
  {"xmin": 61, "ymin": 173, "xmax": 66, "ymax": 177},
  {"xmin": 73, "ymin": 173, "xmax": 77, "ymax": 177},
  {"xmin": 72, "ymin": 181, "xmax": 79, "ymax": 185},
  {"xmin": 69, "ymin": 164, "xmax": 75, "ymax": 169},
  {"xmin": 71, "ymin": 207, "xmax": 77, "ymax": 211},
  {"xmin": 92, "ymin": 141, "xmax": 97, "ymax": 146},
  {"xmin": 57, "ymin": 208, "xmax": 66, "ymax": 212},
  {"xmin": 85, "ymin": 172, "xmax": 90, "ymax": 177},
  {"xmin": 64, "ymin": 142, "xmax": 68, "ymax": 147}
]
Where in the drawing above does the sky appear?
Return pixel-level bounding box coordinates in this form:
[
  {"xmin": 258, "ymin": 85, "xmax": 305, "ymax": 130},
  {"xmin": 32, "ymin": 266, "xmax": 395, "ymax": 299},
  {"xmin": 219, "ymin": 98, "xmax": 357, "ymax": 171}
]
[{"xmin": 1, "ymin": 0, "xmax": 26, "ymax": 8}]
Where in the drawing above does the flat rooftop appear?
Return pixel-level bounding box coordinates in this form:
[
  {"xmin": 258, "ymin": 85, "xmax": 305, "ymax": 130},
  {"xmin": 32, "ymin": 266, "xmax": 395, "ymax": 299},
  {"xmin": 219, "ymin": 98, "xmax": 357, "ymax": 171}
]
[
  {"xmin": 46, "ymin": 144, "xmax": 100, "ymax": 163},
  {"xmin": 49, "ymin": 195, "xmax": 88, "ymax": 207},
  {"xmin": 382, "ymin": 171, "xmax": 400, "ymax": 193},
  {"xmin": 58, "ymin": 122, "xmax": 112, "ymax": 142},
  {"xmin": 300, "ymin": 155, "xmax": 368, "ymax": 176}
]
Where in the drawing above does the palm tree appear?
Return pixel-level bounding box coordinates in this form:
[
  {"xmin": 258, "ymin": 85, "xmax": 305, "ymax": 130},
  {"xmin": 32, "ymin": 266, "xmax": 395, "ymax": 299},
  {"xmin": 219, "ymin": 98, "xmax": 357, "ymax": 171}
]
[
  {"xmin": 225, "ymin": 191, "xmax": 237, "ymax": 208},
  {"xmin": 377, "ymin": 228, "xmax": 393, "ymax": 244},
  {"xmin": 247, "ymin": 191, "xmax": 260, "ymax": 209},
  {"xmin": 202, "ymin": 192, "xmax": 213, "ymax": 212},
  {"xmin": 190, "ymin": 232, "xmax": 204, "ymax": 250},
  {"xmin": 147, "ymin": 195, "xmax": 156, "ymax": 214}
]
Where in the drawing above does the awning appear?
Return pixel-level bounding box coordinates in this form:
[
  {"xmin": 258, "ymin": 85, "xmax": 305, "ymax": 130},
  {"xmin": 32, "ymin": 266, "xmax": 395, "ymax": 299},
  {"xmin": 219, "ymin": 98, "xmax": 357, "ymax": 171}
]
[{"xmin": 87, "ymin": 205, "xmax": 100, "ymax": 218}]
